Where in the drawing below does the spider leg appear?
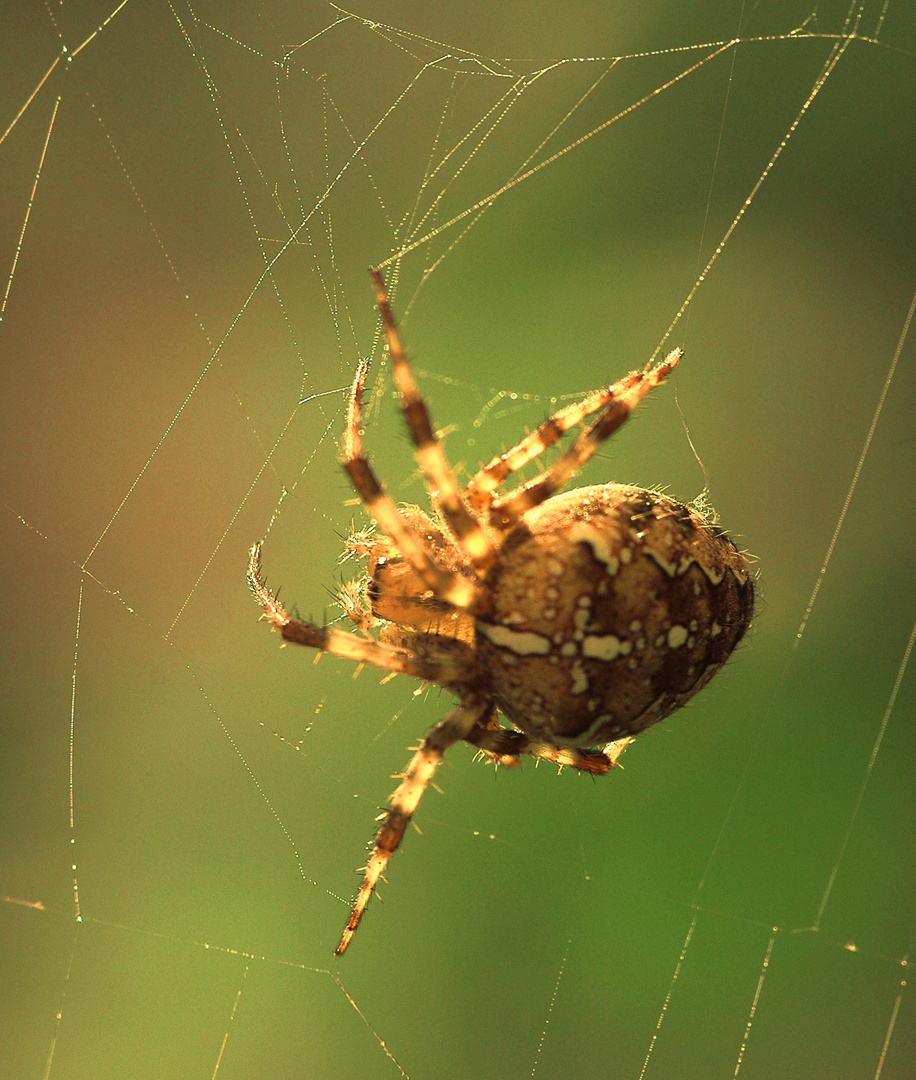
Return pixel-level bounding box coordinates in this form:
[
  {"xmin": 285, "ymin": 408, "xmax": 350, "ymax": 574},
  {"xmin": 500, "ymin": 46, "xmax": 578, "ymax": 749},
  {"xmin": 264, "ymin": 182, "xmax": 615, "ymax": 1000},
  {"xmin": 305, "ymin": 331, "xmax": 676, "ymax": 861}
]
[
  {"xmin": 336, "ymin": 697, "xmax": 489, "ymax": 955},
  {"xmin": 463, "ymin": 370, "xmax": 646, "ymax": 513},
  {"xmin": 248, "ymin": 544, "xmax": 474, "ymax": 684},
  {"xmin": 466, "ymin": 723, "xmax": 633, "ymax": 775},
  {"xmin": 369, "ymin": 268, "xmax": 498, "ymax": 572},
  {"xmin": 465, "ymin": 708, "xmax": 522, "ymax": 768},
  {"xmin": 488, "ymin": 349, "xmax": 682, "ymax": 528},
  {"xmin": 342, "ymin": 358, "xmax": 491, "ymax": 617}
]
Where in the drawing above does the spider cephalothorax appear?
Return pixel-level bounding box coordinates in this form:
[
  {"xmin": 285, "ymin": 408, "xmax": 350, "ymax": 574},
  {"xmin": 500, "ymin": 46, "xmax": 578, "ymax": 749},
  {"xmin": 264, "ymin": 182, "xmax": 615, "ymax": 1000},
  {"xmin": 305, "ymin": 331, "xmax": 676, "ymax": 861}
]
[{"xmin": 249, "ymin": 269, "xmax": 754, "ymax": 954}]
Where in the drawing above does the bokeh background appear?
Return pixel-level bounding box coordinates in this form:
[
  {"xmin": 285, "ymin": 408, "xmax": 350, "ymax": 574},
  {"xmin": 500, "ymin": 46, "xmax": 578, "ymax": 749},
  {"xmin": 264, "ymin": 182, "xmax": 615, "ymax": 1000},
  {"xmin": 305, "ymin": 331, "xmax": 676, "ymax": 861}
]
[{"xmin": 1, "ymin": 1, "xmax": 914, "ymax": 1077}]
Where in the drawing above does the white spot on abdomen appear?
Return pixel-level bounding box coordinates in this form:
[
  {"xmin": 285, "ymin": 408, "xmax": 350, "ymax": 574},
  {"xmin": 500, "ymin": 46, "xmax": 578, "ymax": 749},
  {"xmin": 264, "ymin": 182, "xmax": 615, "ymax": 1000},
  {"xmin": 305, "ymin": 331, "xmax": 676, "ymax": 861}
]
[
  {"xmin": 479, "ymin": 622, "xmax": 551, "ymax": 656},
  {"xmin": 582, "ymin": 634, "xmax": 631, "ymax": 661},
  {"xmin": 570, "ymin": 661, "xmax": 589, "ymax": 694}
]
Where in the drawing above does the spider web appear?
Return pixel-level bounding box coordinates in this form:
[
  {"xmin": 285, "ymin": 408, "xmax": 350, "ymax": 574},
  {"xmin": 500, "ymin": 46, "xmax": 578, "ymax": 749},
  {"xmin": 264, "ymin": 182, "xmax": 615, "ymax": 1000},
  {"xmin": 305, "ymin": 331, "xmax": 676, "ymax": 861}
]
[{"xmin": 1, "ymin": 1, "xmax": 915, "ymax": 1077}]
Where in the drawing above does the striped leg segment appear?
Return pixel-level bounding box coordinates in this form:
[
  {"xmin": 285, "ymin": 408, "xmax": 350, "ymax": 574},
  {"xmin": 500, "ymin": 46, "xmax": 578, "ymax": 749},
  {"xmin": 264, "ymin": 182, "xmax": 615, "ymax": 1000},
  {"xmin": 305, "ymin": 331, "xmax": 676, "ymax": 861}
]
[
  {"xmin": 466, "ymin": 722, "xmax": 632, "ymax": 775},
  {"xmin": 489, "ymin": 349, "xmax": 682, "ymax": 526},
  {"xmin": 341, "ymin": 358, "xmax": 490, "ymax": 617},
  {"xmin": 464, "ymin": 371, "xmax": 646, "ymax": 512},
  {"xmin": 336, "ymin": 698, "xmax": 488, "ymax": 955},
  {"xmin": 369, "ymin": 268, "xmax": 497, "ymax": 571},
  {"xmin": 247, "ymin": 543, "xmax": 473, "ymax": 684}
]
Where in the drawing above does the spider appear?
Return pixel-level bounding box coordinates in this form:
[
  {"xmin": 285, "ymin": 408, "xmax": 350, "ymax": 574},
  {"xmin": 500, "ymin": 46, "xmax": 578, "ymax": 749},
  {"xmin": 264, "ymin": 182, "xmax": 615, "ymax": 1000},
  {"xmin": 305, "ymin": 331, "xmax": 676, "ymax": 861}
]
[{"xmin": 248, "ymin": 268, "xmax": 754, "ymax": 955}]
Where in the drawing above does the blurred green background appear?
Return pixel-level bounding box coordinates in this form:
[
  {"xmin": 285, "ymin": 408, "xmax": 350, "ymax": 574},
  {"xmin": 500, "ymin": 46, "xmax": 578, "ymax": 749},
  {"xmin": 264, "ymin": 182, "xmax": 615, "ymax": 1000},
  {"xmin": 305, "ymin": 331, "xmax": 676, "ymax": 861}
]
[{"xmin": 1, "ymin": 1, "xmax": 914, "ymax": 1077}]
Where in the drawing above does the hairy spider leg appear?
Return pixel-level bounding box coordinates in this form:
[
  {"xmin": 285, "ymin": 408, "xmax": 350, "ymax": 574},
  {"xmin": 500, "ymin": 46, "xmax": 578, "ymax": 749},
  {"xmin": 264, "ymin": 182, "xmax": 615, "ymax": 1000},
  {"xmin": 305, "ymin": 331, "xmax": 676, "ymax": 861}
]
[
  {"xmin": 336, "ymin": 698, "xmax": 489, "ymax": 955},
  {"xmin": 341, "ymin": 358, "xmax": 491, "ymax": 617},
  {"xmin": 490, "ymin": 349, "xmax": 683, "ymax": 526},
  {"xmin": 465, "ymin": 722, "xmax": 632, "ymax": 774},
  {"xmin": 463, "ymin": 370, "xmax": 646, "ymax": 513},
  {"xmin": 369, "ymin": 268, "xmax": 498, "ymax": 572},
  {"xmin": 247, "ymin": 543, "xmax": 474, "ymax": 684}
]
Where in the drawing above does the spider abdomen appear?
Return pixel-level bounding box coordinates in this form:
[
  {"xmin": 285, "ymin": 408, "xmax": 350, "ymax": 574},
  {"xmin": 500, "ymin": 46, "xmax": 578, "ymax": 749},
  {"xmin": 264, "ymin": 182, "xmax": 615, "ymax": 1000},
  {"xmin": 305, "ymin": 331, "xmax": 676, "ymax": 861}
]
[{"xmin": 476, "ymin": 484, "xmax": 754, "ymax": 745}]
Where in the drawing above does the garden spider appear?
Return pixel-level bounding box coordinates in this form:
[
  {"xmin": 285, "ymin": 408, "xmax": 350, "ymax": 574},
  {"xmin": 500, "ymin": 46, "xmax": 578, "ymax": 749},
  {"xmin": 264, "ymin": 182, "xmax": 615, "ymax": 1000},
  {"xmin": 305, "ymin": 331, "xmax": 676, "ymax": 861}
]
[{"xmin": 248, "ymin": 269, "xmax": 754, "ymax": 955}]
